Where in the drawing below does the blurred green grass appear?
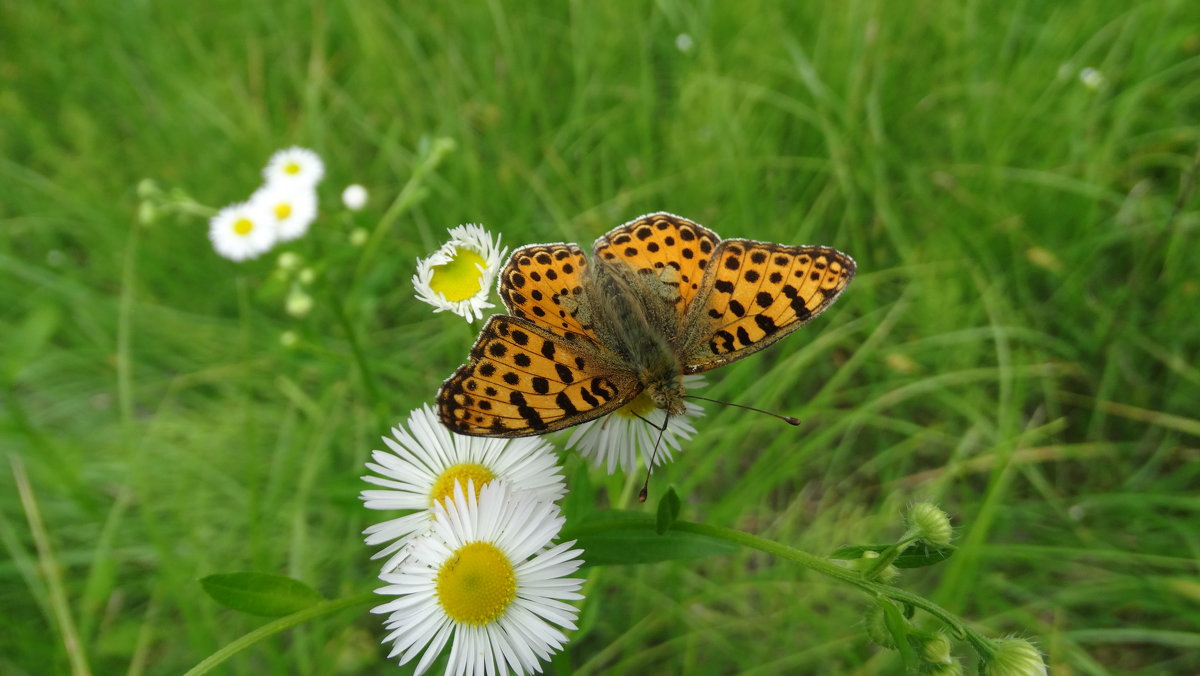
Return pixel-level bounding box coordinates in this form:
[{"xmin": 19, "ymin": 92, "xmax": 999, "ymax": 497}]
[{"xmin": 2, "ymin": 1, "xmax": 1199, "ymax": 673}]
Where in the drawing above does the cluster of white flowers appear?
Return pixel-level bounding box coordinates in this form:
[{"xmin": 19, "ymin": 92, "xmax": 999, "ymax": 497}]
[
  {"xmin": 208, "ymin": 147, "xmax": 325, "ymax": 261},
  {"xmin": 361, "ymin": 405, "xmax": 584, "ymax": 676}
]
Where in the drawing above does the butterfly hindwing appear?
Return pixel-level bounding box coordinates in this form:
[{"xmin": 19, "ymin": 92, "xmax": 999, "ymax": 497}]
[
  {"xmin": 592, "ymin": 212, "xmax": 721, "ymax": 315},
  {"xmin": 681, "ymin": 239, "xmax": 855, "ymax": 372},
  {"xmin": 437, "ymin": 315, "xmax": 642, "ymax": 437}
]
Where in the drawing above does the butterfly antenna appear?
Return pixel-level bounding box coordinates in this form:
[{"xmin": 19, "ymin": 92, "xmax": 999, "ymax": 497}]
[
  {"xmin": 632, "ymin": 412, "xmax": 670, "ymax": 503},
  {"xmin": 683, "ymin": 395, "xmax": 802, "ymax": 425}
]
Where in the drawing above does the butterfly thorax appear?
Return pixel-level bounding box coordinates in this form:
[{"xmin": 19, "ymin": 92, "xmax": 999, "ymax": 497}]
[{"xmin": 578, "ymin": 256, "xmax": 687, "ymax": 414}]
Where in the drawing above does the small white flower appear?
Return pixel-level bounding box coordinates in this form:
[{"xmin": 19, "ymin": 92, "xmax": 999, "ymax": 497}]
[
  {"xmin": 565, "ymin": 375, "xmax": 706, "ymax": 474},
  {"xmin": 413, "ymin": 224, "xmax": 508, "ymax": 322},
  {"xmin": 675, "ymin": 33, "xmax": 694, "ymax": 52},
  {"xmin": 1078, "ymin": 67, "xmax": 1106, "ymax": 91},
  {"xmin": 208, "ymin": 200, "xmax": 276, "ymax": 261},
  {"xmin": 361, "ymin": 405, "xmax": 565, "ymax": 572},
  {"xmin": 252, "ymin": 183, "xmax": 318, "ymax": 242},
  {"xmin": 342, "ymin": 184, "xmax": 368, "ymax": 210},
  {"xmin": 373, "ymin": 480, "xmax": 584, "ymax": 676},
  {"xmin": 263, "ymin": 146, "xmax": 325, "ymax": 187}
]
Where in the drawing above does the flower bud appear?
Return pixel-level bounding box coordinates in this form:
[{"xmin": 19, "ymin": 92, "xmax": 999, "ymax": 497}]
[
  {"xmin": 920, "ymin": 632, "xmax": 953, "ymax": 664},
  {"xmin": 280, "ymin": 331, "xmax": 299, "ymax": 348},
  {"xmin": 277, "ymin": 252, "xmax": 302, "ymax": 271},
  {"xmin": 286, "ymin": 290, "xmax": 313, "ymax": 317},
  {"xmin": 983, "ymin": 638, "xmax": 1047, "ymax": 676},
  {"xmin": 349, "ymin": 228, "xmax": 369, "ymax": 247},
  {"xmin": 927, "ymin": 660, "xmax": 965, "ymax": 676},
  {"xmin": 906, "ymin": 502, "xmax": 953, "ymax": 546},
  {"xmin": 298, "ymin": 267, "xmax": 316, "ymax": 285},
  {"xmin": 864, "ymin": 606, "xmax": 896, "ymax": 650}
]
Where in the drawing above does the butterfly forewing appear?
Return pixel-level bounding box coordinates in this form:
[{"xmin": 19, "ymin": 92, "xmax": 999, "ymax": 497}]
[
  {"xmin": 681, "ymin": 240, "xmax": 856, "ymax": 372},
  {"xmin": 498, "ymin": 244, "xmax": 597, "ymax": 343},
  {"xmin": 437, "ymin": 316, "xmax": 641, "ymax": 437},
  {"xmin": 592, "ymin": 212, "xmax": 720, "ymax": 314}
]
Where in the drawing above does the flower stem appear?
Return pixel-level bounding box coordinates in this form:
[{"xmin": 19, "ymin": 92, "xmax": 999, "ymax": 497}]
[
  {"xmin": 182, "ymin": 592, "xmax": 377, "ymax": 676},
  {"xmin": 648, "ymin": 518, "xmax": 992, "ymax": 654}
]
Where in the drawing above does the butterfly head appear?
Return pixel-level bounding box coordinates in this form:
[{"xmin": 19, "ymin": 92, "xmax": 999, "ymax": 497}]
[{"xmin": 645, "ymin": 376, "xmax": 688, "ymax": 416}]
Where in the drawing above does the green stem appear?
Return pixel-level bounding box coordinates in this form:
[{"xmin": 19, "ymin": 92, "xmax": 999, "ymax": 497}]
[
  {"xmin": 327, "ymin": 289, "xmax": 384, "ymax": 416},
  {"xmin": 574, "ymin": 517, "xmax": 995, "ymax": 655},
  {"xmin": 182, "ymin": 592, "xmax": 377, "ymax": 676}
]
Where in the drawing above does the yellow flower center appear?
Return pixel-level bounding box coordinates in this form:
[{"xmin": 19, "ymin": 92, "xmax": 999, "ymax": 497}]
[
  {"xmin": 429, "ymin": 463, "xmax": 495, "ymax": 507},
  {"xmin": 615, "ymin": 391, "xmax": 656, "ymax": 418},
  {"xmin": 273, "ymin": 202, "xmax": 292, "ymax": 221},
  {"xmin": 233, "ymin": 218, "xmax": 255, "ymax": 236},
  {"xmin": 284, "ymin": 161, "xmax": 302, "ymax": 175},
  {"xmin": 430, "ymin": 248, "xmax": 488, "ymax": 302},
  {"xmin": 436, "ymin": 541, "xmax": 517, "ymax": 625}
]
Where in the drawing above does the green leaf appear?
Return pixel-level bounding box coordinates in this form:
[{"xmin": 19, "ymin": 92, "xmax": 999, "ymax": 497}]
[
  {"xmin": 827, "ymin": 541, "xmax": 955, "ymax": 568},
  {"xmin": 655, "ymin": 486, "xmax": 681, "ymax": 534},
  {"xmin": 566, "ymin": 511, "xmax": 737, "ymax": 567},
  {"xmin": 894, "ymin": 541, "xmax": 956, "ymax": 568},
  {"xmin": 200, "ymin": 572, "xmax": 325, "ymax": 617}
]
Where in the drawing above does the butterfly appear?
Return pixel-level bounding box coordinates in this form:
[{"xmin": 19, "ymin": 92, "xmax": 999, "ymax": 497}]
[{"xmin": 437, "ymin": 212, "xmax": 855, "ymax": 437}]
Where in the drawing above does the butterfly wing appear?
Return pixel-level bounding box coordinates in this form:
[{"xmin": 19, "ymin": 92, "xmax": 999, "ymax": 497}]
[
  {"xmin": 592, "ymin": 212, "xmax": 721, "ymax": 317},
  {"xmin": 497, "ymin": 243, "xmax": 601, "ymax": 344},
  {"xmin": 437, "ymin": 316, "xmax": 642, "ymax": 437},
  {"xmin": 681, "ymin": 239, "xmax": 855, "ymax": 372}
]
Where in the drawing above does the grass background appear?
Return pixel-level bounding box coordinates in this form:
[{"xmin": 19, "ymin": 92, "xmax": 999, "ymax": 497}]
[{"xmin": 2, "ymin": 1, "xmax": 1199, "ymax": 673}]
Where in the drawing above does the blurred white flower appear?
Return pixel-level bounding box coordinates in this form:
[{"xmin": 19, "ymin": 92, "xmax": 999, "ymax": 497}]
[
  {"xmin": 253, "ymin": 184, "xmax": 318, "ymax": 242},
  {"xmin": 209, "ymin": 200, "xmax": 276, "ymax": 261},
  {"xmin": 342, "ymin": 184, "xmax": 368, "ymax": 210},
  {"xmin": 675, "ymin": 33, "xmax": 694, "ymax": 52},
  {"xmin": 263, "ymin": 146, "xmax": 325, "ymax": 188}
]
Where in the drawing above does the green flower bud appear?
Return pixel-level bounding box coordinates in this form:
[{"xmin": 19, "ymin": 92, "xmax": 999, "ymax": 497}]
[
  {"xmin": 136, "ymin": 178, "xmax": 160, "ymax": 200},
  {"xmin": 907, "ymin": 502, "xmax": 953, "ymax": 546},
  {"xmin": 920, "ymin": 632, "xmax": 953, "ymax": 664},
  {"xmin": 926, "ymin": 660, "xmax": 965, "ymax": 676},
  {"xmin": 286, "ymin": 290, "xmax": 313, "ymax": 317},
  {"xmin": 279, "ymin": 331, "xmax": 299, "ymax": 348},
  {"xmin": 137, "ymin": 201, "xmax": 159, "ymax": 226},
  {"xmin": 864, "ymin": 605, "xmax": 896, "ymax": 650},
  {"xmin": 982, "ymin": 638, "xmax": 1047, "ymax": 676}
]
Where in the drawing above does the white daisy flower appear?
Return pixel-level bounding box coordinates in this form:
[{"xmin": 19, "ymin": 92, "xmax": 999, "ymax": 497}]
[
  {"xmin": 565, "ymin": 375, "xmax": 707, "ymax": 474},
  {"xmin": 342, "ymin": 183, "xmax": 368, "ymax": 210},
  {"xmin": 263, "ymin": 146, "xmax": 325, "ymax": 187},
  {"xmin": 361, "ymin": 404, "xmax": 565, "ymax": 573},
  {"xmin": 252, "ymin": 183, "xmax": 318, "ymax": 242},
  {"xmin": 373, "ymin": 480, "xmax": 584, "ymax": 676},
  {"xmin": 413, "ymin": 224, "xmax": 508, "ymax": 322},
  {"xmin": 208, "ymin": 199, "xmax": 276, "ymax": 261}
]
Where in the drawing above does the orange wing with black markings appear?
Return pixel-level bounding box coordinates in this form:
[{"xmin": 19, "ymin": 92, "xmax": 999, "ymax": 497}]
[
  {"xmin": 437, "ymin": 316, "xmax": 641, "ymax": 437},
  {"xmin": 497, "ymin": 244, "xmax": 598, "ymax": 343},
  {"xmin": 681, "ymin": 240, "xmax": 855, "ymax": 372},
  {"xmin": 592, "ymin": 212, "xmax": 721, "ymax": 315}
]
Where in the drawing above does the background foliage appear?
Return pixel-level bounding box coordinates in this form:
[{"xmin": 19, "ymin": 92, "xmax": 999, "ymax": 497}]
[{"xmin": 2, "ymin": 1, "xmax": 1199, "ymax": 673}]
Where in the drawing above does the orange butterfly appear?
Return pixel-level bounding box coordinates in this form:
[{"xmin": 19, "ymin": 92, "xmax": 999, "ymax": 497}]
[{"xmin": 437, "ymin": 212, "xmax": 855, "ymax": 437}]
